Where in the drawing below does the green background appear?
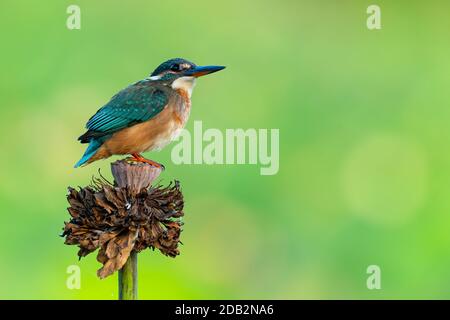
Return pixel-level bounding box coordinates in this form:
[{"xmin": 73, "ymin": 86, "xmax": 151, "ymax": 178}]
[{"xmin": 1, "ymin": 0, "xmax": 450, "ymax": 299}]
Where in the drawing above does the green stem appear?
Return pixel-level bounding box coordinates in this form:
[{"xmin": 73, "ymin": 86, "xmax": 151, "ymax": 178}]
[{"xmin": 118, "ymin": 251, "xmax": 138, "ymax": 300}]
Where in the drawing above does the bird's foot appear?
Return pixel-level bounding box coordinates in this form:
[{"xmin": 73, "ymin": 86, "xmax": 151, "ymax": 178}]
[{"xmin": 127, "ymin": 153, "xmax": 165, "ymax": 170}]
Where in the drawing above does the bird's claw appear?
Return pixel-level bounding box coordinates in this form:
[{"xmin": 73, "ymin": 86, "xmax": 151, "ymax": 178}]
[{"xmin": 127, "ymin": 154, "xmax": 165, "ymax": 171}]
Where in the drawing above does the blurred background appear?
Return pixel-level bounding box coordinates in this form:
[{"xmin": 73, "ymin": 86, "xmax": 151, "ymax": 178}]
[{"xmin": 1, "ymin": 0, "xmax": 450, "ymax": 299}]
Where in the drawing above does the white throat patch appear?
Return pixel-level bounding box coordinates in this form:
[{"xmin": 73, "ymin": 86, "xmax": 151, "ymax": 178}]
[
  {"xmin": 148, "ymin": 75, "xmax": 161, "ymax": 80},
  {"xmin": 171, "ymin": 76, "xmax": 197, "ymax": 97}
]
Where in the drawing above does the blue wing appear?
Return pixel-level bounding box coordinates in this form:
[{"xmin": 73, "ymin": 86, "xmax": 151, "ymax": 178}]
[
  {"xmin": 80, "ymin": 82, "xmax": 168, "ymax": 141},
  {"xmin": 75, "ymin": 82, "xmax": 168, "ymax": 168}
]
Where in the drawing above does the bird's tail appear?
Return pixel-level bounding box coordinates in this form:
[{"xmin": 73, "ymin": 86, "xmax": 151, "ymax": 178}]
[{"xmin": 74, "ymin": 139, "xmax": 102, "ymax": 168}]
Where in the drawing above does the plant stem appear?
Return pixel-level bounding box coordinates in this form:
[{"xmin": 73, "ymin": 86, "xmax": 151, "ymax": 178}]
[
  {"xmin": 118, "ymin": 250, "xmax": 138, "ymax": 300},
  {"xmin": 112, "ymin": 160, "xmax": 163, "ymax": 300}
]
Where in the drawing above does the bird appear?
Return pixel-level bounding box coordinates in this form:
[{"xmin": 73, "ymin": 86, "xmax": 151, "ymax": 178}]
[{"xmin": 74, "ymin": 58, "xmax": 225, "ymax": 169}]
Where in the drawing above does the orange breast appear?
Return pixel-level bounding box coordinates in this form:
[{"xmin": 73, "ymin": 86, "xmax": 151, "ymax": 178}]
[{"xmin": 89, "ymin": 92, "xmax": 190, "ymax": 162}]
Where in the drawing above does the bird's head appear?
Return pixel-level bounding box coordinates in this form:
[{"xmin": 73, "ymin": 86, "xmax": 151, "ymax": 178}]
[{"xmin": 148, "ymin": 58, "xmax": 225, "ymax": 96}]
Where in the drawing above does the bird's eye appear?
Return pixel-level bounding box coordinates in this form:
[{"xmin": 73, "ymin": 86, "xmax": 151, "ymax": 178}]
[{"xmin": 170, "ymin": 64, "xmax": 181, "ymax": 72}]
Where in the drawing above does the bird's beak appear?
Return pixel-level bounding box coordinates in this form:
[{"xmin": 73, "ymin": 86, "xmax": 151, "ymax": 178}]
[{"xmin": 185, "ymin": 65, "xmax": 226, "ymax": 78}]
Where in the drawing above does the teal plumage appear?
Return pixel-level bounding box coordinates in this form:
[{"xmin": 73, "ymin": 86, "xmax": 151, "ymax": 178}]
[
  {"xmin": 74, "ymin": 139, "xmax": 103, "ymax": 168},
  {"xmin": 75, "ymin": 58, "xmax": 225, "ymax": 168},
  {"xmin": 75, "ymin": 82, "xmax": 168, "ymax": 167}
]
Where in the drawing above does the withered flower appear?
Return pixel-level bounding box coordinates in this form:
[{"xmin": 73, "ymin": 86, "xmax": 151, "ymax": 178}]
[{"xmin": 62, "ymin": 161, "xmax": 184, "ymax": 279}]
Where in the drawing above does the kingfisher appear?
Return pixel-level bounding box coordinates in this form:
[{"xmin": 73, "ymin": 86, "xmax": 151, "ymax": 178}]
[{"xmin": 75, "ymin": 58, "xmax": 225, "ymax": 169}]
